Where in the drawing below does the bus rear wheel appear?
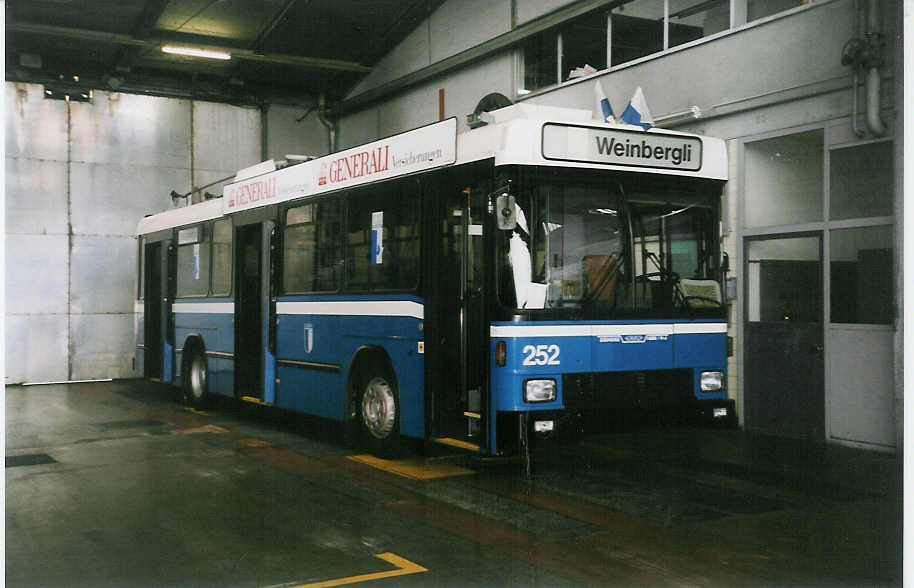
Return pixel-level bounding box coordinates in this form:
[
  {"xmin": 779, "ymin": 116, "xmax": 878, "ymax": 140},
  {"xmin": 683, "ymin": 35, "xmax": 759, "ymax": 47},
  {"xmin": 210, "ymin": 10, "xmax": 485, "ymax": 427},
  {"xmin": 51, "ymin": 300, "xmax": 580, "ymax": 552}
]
[
  {"xmin": 357, "ymin": 369, "xmax": 401, "ymax": 458},
  {"xmin": 185, "ymin": 351, "xmax": 209, "ymax": 409}
]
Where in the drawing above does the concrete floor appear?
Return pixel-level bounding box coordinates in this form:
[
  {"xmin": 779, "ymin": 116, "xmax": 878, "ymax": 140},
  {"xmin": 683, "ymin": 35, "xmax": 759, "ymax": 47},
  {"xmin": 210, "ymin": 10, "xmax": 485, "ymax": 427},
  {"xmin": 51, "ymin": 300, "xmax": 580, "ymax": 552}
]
[{"xmin": 6, "ymin": 381, "xmax": 902, "ymax": 587}]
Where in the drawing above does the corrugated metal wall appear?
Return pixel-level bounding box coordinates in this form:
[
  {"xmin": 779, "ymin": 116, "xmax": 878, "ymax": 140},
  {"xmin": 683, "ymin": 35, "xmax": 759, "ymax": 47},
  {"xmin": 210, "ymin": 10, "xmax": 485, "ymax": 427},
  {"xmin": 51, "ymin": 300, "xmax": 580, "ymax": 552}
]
[{"xmin": 5, "ymin": 83, "xmax": 326, "ymax": 384}]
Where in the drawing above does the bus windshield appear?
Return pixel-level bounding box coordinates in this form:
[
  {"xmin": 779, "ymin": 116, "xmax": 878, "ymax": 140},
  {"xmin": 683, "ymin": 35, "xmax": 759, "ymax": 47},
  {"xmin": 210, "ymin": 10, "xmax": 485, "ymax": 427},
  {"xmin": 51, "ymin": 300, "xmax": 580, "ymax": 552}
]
[{"xmin": 499, "ymin": 168, "xmax": 724, "ymax": 317}]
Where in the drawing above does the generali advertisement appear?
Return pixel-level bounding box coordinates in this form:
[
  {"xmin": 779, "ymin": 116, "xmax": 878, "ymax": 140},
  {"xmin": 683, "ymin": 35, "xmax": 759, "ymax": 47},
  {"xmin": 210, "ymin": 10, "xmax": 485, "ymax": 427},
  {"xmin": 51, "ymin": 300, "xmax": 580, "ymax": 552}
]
[{"xmin": 223, "ymin": 117, "xmax": 457, "ymax": 214}]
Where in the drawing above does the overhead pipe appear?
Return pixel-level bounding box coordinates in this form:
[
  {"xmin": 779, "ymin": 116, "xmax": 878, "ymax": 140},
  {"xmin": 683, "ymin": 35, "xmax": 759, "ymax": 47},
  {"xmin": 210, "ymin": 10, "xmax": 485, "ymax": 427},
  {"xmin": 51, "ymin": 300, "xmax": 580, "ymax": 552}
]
[{"xmin": 317, "ymin": 94, "xmax": 337, "ymax": 154}]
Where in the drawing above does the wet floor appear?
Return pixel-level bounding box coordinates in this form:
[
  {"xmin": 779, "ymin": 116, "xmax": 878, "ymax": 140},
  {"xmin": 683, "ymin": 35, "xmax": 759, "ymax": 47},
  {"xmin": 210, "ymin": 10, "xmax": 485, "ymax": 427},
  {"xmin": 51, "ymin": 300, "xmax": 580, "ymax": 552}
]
[{"xmin": 6, "ymin": 381, "xmax": 902, "ymax": 587}]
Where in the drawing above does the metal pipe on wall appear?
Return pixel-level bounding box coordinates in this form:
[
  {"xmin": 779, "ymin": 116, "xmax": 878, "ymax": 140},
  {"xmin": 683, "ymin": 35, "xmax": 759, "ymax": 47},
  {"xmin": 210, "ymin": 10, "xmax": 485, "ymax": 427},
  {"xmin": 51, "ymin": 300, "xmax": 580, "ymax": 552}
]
[
  {"xmin": 317, "ymin": 94, "xmax": 337, "ymax": 153},
  {"xmin": 864, "ymin": 0, "xmax": 887, "ymax": 136},
  {"xmin": 851, "ymin": 0, "xmax": 864, "ymax": 137}
]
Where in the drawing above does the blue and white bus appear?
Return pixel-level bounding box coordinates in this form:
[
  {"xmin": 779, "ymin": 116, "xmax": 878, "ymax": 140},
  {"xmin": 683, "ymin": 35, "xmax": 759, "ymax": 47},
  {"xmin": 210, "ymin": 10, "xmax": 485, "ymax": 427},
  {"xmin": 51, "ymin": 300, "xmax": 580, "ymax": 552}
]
[{"xmin": 135, "ymin": 104, "xmax": 733, "ymax": 457}]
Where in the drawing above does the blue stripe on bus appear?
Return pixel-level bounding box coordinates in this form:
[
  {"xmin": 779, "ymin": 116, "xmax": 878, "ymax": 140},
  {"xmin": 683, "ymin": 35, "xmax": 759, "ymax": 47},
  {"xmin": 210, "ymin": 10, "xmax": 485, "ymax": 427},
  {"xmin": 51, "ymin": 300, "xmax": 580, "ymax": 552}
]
[
  {"xmin": 490, "ymin": 318, "xmax": 727, "ymax": 326},
  {"xmin": 277, "ymin": 293, "xmax": 425, "ymax": 303}
]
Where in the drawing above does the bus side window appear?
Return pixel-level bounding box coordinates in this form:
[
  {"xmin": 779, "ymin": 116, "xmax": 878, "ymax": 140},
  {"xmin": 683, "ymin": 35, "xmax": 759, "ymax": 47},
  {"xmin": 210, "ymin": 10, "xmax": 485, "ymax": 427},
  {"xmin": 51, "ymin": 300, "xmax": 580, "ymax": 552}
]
[
  {"xmin": 283, "ymin": 201, "xmax": 342, "ymax": 293},
  {"xmin": 346, "ymin": 184, "xmax": 419, "ymax": 291},
  {"xmin": 211, "ymin": 219, "xmax": 233, "ymax": 296}
]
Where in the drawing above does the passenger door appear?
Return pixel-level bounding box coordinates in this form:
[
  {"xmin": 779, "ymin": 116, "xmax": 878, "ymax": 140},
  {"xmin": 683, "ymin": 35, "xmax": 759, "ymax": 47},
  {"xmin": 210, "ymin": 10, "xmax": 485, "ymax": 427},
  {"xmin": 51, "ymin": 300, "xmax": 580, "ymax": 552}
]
[
  {"xmin": 143, "ymin": 239, "xmax": 175, "ymax": 382},
  {"xmin": 143, "ymin": 241, "xmax": 164, "ymax": 380},
  {"xmin": 431, "ymin": 182, "xmax": 488, "ymax": 447},
  {"xmin": 234, "ymin": 223, "xmax": 264, "ymax": 400}
]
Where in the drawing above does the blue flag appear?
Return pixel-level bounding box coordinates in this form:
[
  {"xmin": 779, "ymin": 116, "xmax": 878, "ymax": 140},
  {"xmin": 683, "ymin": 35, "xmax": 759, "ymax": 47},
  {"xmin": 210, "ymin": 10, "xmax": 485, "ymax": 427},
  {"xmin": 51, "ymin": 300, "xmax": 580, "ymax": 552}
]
[
  {"xmin": 593, "ymin": 81, "xmax": 615, "ymax": 123},
  {"xmin": 621, "ymin": 86, "xmax": 654, "ymax": 130}
]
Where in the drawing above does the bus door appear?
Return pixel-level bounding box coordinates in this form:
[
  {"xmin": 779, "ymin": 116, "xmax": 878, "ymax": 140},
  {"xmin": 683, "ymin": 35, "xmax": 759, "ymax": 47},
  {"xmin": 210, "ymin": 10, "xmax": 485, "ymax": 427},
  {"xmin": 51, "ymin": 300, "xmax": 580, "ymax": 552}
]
[
  {"xmin": 234, "ymin": 221, "xmax": 276, "ymax": 403},
  {"xmin": 143, "ymin": 239, "xmax": 175, "ymax": 381},
  {"xmin": 433, "ymin": 184, "xmax": 488, "ymax": 448}
]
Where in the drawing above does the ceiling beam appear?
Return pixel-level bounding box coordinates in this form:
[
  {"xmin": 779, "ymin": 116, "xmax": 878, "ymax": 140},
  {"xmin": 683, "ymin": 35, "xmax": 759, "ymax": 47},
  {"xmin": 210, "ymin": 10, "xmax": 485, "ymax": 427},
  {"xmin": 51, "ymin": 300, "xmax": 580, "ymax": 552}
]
[
  {"xmin": 339, "ymin": 0, "xmax": 621, "ymax": 113},
  {"xmin": 9, "ymin": 22, "xmax": 147, "ymax": 47},
  {"xmin": 251, "ymin": 0, "xmax": 302, "ymax": 51},
  {"xmin": 8, "ymin": 21, "xmax": 372, "ymax": 73},
  {"xmin": 12, "ymin": 67, "xmax": 317, "ymax": 107},
  {"xmin": 111, "ymin": 0, "xmax": 174, "ymax": 73},
  {"xmin": 133, "ymin": 0, "xmax": 175, "ymax": 39}
]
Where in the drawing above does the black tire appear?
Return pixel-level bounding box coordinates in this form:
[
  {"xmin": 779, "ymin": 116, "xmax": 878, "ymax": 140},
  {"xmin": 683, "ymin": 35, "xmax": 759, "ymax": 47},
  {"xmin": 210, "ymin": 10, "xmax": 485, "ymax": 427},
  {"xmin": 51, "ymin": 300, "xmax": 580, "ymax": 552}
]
[
  {"xmin": 356, "ymin": 364, "xmax": 401, "ymax": 458},
  {"xmin": 184, "ymin": 350, "xmax": 209, "ymax": 409}
]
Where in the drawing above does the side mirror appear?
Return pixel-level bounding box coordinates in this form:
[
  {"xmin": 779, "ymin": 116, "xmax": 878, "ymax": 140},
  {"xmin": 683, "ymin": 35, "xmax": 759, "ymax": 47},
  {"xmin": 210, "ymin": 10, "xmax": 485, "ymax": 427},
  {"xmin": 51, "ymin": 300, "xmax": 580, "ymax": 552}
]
[
  {"xmin": 721, "ymin": 251, "xmax": 730, "ymax": 275},
  {"xmin": 496, "ymin": 193, "xmax": 517, "ymax": 231}
]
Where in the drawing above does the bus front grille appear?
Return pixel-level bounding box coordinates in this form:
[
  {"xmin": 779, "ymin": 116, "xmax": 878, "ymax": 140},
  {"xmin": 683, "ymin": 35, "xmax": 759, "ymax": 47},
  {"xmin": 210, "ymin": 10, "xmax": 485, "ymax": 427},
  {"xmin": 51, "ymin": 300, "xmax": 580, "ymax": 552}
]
[{"xmin": 562, "ymin": 369, "xmax": 693, "ymax": 426}]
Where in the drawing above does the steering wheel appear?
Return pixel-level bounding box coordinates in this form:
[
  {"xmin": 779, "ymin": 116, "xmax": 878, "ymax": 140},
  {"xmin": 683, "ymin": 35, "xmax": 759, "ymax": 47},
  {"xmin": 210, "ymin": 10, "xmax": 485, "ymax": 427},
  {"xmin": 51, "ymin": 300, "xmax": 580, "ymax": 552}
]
[
  {"xmin": 635, "ymin": 271, "xmax": 680, "ymax": 283},
  {"xmin": 679, "ymin": 295, "xmax": 722, "ymax": 309}
]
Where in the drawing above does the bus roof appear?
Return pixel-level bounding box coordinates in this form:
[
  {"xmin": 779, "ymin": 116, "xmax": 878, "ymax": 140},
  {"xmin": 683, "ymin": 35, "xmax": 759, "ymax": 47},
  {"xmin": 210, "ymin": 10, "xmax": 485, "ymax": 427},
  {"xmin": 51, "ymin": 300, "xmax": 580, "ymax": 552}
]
[
  {"xmin": 137, "ymin": 196, "xmax": 223, "ymax": 236},
  {"xmin": 138, "ymin": 104, "xmax": 727, "ymax": 235}
]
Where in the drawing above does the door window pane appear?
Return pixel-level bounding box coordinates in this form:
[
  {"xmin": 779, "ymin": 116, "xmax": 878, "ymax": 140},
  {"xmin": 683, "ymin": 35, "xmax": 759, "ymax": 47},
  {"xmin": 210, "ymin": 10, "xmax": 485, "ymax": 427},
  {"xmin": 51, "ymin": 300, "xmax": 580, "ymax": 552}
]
[
  {"xmin": 745, "ymin": 130, "xmax": 823, "ymax": 228},
  {"xmin": 176, "ymin": 225, "xmax": 210, "ymax": 297},
  {"xmin": 830, "ymin": 141, "xmax": 893, "ymax": 220},
  {"xmin": 830, "ymin": 226, "xmax": 893, "ymax": 325},
  {"xmin": 669, "ymin": 0, "xmax": 730, "ymax": 48},
  {"xmin": 137, "ymin": 238, "xmax": 145, "ymax": 300},
  {"xmin": 747, "ymin": 236, "xmax": 821, "ymax": 323},
  {"xmin": 611, "ymin": 0, "xmax": 664, "ymax": 66},
  {"xmin": 211, "ymin": 219, "xmax": 232, "ymax": 296}
]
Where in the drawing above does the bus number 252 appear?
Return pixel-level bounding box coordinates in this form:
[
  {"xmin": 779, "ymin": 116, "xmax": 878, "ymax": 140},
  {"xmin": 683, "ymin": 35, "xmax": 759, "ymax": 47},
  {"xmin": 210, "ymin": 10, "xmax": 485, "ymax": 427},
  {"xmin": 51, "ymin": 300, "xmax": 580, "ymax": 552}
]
[{"xmin": 521, "ymin": 344, "xmax": 561, "ymax": 366}]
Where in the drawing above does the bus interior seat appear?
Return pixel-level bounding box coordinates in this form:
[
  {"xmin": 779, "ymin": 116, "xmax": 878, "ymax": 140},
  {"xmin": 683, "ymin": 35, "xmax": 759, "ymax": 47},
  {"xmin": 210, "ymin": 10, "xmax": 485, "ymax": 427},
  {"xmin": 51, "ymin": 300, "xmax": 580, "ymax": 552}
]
[
  {"xmin": 583, "ymin": 254, "xmax": 620, "ymax": 300},
  {"xmin": 679, "ymin": 278, "xmax": 722, "ymax": 307}
]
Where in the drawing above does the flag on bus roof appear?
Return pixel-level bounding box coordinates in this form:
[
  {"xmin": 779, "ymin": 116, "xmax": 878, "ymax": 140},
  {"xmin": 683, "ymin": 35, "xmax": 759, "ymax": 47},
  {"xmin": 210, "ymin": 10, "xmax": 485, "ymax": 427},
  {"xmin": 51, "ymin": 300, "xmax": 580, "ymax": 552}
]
[
  {"xmin": 593, "ymin": 80, "xmax": 615, "ymax": 123},
  {"xmin": 621, "ymin": 86, "xmax": 654, "ymax": 130}
]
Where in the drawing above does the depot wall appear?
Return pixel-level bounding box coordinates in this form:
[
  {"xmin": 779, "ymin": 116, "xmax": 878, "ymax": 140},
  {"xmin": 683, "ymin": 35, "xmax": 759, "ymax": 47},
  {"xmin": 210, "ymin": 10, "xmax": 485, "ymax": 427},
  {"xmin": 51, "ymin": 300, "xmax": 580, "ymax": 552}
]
[
  {"xmin": 5, "ymin": 84, "xmax": 326, "ymax": 384},
  {"xmin": 341, "ymin": 0, "xmax": 888, "ymax": 138}
]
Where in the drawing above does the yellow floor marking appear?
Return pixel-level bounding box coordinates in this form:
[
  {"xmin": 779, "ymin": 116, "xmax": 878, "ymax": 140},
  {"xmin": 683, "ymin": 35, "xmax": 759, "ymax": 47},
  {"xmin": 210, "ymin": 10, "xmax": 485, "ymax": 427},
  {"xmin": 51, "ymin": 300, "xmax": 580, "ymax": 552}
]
[
  {"xmin": 240, "ymin": 438, "xmax": 271, "ymax": 448},
  {"xmin": 348, "ymin": 454, "xmax": 474, "ymax": 480},
  {"xmin": 432, "ymin": 437, "xmax": 481, "ymax": 452},
  {"xmin": 181, "ymin": 424, "xmax": 230, "ymax": 435},
  {"xmin": 183, "ymin": 407, "xmax": 210, "ymax": 416},
  {"xmin": 293, "ymin": 552, "xmax": 427, "ymax": 588}
]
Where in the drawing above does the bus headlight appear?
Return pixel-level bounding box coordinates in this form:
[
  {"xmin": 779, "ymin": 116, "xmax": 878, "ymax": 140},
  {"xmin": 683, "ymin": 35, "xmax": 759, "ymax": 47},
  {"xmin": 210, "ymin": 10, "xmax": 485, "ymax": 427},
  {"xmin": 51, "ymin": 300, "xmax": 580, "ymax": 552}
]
[
  {"xmin": 525, "ymin": 379, "xmax": 556, "ymax": 403},
  {"xmin": 700, "ymin": 371, "xmax": 724, "ymax": 392}
]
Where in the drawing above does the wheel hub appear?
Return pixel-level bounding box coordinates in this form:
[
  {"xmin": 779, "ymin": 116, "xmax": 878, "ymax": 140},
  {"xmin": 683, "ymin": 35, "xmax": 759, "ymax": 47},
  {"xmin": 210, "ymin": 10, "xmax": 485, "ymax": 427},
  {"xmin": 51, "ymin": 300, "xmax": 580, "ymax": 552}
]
[
  {"xmin": 361, "ymin": 377, "xmax": 396, "ymax": 439},
  {"xmin": 190, "ymin": 356, "xmax": 206, "ymax": 401}
]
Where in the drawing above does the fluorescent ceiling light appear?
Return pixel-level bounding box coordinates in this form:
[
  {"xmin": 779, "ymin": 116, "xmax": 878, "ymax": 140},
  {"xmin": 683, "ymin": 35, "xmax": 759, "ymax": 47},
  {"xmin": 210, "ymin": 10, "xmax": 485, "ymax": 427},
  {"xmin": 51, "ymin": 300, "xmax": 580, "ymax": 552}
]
[{"xmin": 162, "ymin": 45, "xmax": 231, "ymax": 60}]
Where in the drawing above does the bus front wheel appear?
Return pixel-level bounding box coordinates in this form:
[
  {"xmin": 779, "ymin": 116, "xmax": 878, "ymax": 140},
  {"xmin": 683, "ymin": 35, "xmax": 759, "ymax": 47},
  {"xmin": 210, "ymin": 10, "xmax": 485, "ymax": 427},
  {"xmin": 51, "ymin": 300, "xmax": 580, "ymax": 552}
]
[
  {"xmin": 185, "ymin": 350, "xmax": 209, "ymax": 409},
  {"xmin": 356, "ymin": 368, "xmax": 401, "ymax": 458}
]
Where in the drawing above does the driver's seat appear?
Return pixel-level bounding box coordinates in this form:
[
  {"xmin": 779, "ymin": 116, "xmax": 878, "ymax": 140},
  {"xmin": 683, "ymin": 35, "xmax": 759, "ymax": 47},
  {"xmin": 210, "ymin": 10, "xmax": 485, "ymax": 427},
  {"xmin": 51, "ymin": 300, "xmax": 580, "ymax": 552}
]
[{"xmin": 679, "ymin": 278, "xmax": 722, "ymax": 308}]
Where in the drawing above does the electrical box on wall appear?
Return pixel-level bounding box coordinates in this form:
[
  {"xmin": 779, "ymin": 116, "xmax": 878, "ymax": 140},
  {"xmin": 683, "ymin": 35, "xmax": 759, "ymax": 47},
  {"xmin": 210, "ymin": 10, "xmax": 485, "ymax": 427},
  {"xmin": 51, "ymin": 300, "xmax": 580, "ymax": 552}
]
[{"xmin": 726, "ymin": 277, "xmax": 737, "ymax": 302}]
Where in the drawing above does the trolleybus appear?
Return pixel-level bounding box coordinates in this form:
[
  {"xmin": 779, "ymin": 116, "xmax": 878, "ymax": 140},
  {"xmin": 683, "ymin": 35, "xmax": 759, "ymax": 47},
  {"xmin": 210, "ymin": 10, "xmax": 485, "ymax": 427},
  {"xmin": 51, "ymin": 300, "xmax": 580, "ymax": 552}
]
[{"xmin": 135, "ymin": 103, "xmax": 733, "ymax": 457}]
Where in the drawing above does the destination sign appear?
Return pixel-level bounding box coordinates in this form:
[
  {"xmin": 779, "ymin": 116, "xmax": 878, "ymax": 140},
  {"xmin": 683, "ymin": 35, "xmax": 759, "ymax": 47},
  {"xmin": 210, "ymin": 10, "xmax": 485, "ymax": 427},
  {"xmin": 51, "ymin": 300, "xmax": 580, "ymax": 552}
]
[{"xmin": 542, "ymin": 123, "xmax": 703, "ymax": 172}]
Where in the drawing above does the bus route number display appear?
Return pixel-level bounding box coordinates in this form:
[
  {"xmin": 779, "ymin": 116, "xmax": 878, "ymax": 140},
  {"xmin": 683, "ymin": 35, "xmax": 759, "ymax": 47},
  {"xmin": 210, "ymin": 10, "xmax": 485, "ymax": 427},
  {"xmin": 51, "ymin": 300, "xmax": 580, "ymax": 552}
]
[{"xmin": 522, "ymin": 343, "xmax": 561, "ymax": 366}]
